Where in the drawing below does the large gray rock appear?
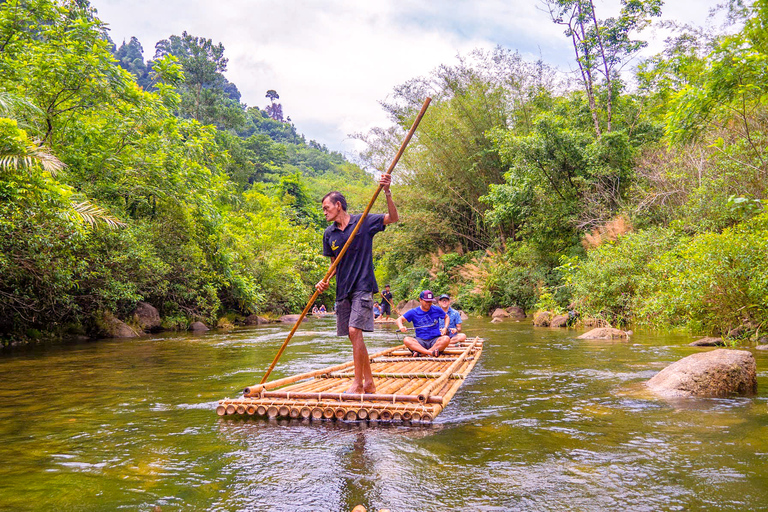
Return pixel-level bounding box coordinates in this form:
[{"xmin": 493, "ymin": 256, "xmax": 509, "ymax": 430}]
[
  {"xmin": 491, "ymin": 308, "xmax": 509, "ymax": 319},
  {"xmin": 533, "ymin": 311, "xmax": 551, "ymax": 327},
  {"xmin": 506, "ymin": 306, "xmax": 526, "ymax": 320},
  {"xmin": 244, "ymin": 314, "xmax": 271, "ymax": 325},
  {"xmin": 397, "ymin": 299, "xmax": 420, "ymax": 315},
  {"xmin": 689, "ymin": 337, "xmax": 725, "ymax": 347},
  {"xmin": 550, "ymin": 314, "xmax": 569, "ymax": 328},
  {"xmin": 189, "ymin": 321, "xmax": 209, "ymax": 332},
  {"xmin": 577, "ymin": 327, "xmax": 628, "ymax": 339},
  {"xmin": 647, "ymin": 349, "xmax": 757, "ymax": 398},
  {"xmin": 98, "ymin": 311, "xmax": 139, "ymax": 338},
  {"xmin": 130, "ymin": 302, "xmax": 161, "ymax": 332}
]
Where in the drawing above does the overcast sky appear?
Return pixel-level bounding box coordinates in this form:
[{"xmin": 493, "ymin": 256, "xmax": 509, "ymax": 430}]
[{"xmin": 91, "ymin": 0, "xmax": 727, "ymax": 156}]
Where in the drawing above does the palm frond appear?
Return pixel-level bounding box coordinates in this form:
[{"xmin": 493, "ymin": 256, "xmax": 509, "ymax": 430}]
[
  {"xmin": 70, "ymin": 201, "xmax": 126, "ymax": 229},
  {"xmin": 0, "ymin": 91, "xmax": 43, "ymax": 118},
  {"xmin": 0, "ymin": 144, "xmax": 65, "ymax": 175}
]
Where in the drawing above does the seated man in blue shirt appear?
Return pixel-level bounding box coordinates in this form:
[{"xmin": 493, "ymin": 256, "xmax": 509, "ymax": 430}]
[
  {"xmin": 396, "ymin": 290, "xmax": 450, "ymax": 357},
  {"xmin": 437, "ymin": 293, "xmax": 467, "ymax": 345}
]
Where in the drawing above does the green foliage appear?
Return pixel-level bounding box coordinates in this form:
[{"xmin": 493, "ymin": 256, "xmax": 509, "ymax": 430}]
[
  {"xmin": 566, "ymin": 228, "xmax": 682, "ymax": 325},
  {"xmin": 636, "ymin": 212, "xmax": 768, "ymax": 334},
  {"xmin": 0, "ymin": 1, "xmax": 372, "ymax": 338}
]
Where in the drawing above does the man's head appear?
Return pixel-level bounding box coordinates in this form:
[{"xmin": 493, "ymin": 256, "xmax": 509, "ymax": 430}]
[
  {"xmin": 385, "ymin": 284, "xmax": 390, "ymax": 290},
  {"xmin": 418, "ymin": 289, "xmax": 436, "ymax": 310},
  {"xmin": 438, "ymin": 293, "xmax": 451, "ymax": 310},
  {"xmin": 321, "ymin": 191, "xmax": 347, "ymax": 222}
]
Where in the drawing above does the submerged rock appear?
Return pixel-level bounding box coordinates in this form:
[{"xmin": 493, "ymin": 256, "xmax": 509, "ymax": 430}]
[
  {"xmin": 533, "ymin": 311, "xmax": 551, "ymax": 327},
  {"xmin": 550, "ymin": 314, "xmax": 569, "ymax": 328},
  {"xmin": 490, "ymin": 317, "xmax": 503, "ymax": 324},
  {"xmin": 130, "ymin": 302, "xmax": 162, "ymax": 332},
  {"xmin": 689, "ymin": 337, "xmax": 725, "ymax": 347},
  {"xmin": 647, "ymin": 349, "xmax": 757, "ymax": 398},
  {"xmin": 491, "ymin": 308, "xmax": 509, "ymax": 319},
  {"xmin": 279, "ymin": 314, "xmax": 305, "ymax": 324},
  {"xmin": 756, "ymin": 345, "xmax": 768, "ymax": 351},
  {"xmin": 577, "ymin": 327, "xmax": 628, "ymax": 339}
]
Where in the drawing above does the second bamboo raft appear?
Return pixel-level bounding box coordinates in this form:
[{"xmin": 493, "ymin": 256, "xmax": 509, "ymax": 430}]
[{"xmin": 217, "ymin": 337, "xmax": 483, "ymax": 424}]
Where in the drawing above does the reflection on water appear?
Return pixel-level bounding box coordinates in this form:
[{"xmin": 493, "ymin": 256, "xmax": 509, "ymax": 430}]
[{"xmin": 1, "ymin": 317, "xmax": 768, "ymax": 511}]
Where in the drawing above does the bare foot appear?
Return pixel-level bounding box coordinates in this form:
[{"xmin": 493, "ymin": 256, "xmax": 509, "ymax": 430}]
[
  {"xmin": 345, "ymin": 383, "xmax": 365, "ymax": 394},
  {"xmin": 363, "ymin": 384, "xmax": 376, "ymax": 394}
]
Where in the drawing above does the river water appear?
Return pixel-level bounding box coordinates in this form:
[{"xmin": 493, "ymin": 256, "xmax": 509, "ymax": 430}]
[{"xmin": 1, "ymin": 317, "xmax": 767, "ymax": 511}]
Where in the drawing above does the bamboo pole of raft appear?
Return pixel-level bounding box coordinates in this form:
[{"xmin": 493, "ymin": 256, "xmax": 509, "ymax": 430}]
[
  {"xmin": 258, "ymin": 390, "xmax": 444, "ymax": 404},
  {"xmin": 417, "ymin": 337, "xmax": 480, "ymax": 403},
  {"xmin": 258, "ymin": 97, "xmax": 432, "ymax": 385}
]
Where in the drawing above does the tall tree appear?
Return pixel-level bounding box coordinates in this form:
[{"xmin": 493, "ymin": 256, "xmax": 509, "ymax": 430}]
[
  {"xmin": 153, "ymin": 31, "xmax": 243, "ymax": 128},
  {"xmin": 545, "ymin": 0, "xmax": 663, "ymax": 135},
  {"xmin": 265, "ymin": 89, "xmax": 284, "ymax": 122}
]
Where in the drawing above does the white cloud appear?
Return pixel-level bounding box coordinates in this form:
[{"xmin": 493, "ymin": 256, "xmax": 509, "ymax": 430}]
[{"xmin": 93, "ymin": 0, "xmax": 730, "ymax": 155}]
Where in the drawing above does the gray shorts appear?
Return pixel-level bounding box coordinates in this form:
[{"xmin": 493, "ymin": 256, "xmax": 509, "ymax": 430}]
[
  {"xmin": 416, "ymin": 336, "xmax": 440, "ymax": 350},
  {"xmin": 335, "ymin": 291, "xmax": 374, "ymax": 337}
]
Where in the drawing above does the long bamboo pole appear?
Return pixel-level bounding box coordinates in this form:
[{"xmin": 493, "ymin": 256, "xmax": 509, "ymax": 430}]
[{"xmin": 258, "ymin": 97, "xmax": 432, "ymax": 385}]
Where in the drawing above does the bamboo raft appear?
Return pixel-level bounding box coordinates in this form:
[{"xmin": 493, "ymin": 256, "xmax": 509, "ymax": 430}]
[{"xmin": 217, "ymin": 337, "xmax": 483, "ymax": 424}]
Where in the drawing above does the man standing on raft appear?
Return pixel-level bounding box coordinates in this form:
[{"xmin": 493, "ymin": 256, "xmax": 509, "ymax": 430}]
[{"xmin": 315, "ymin": 174, "xmax": 398, "ymax": 394}]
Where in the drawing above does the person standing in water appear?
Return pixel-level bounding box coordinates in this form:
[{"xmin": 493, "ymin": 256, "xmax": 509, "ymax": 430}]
[{"xmin": 315, "ymin": 174, "xmax": 398, "ymax": 394}]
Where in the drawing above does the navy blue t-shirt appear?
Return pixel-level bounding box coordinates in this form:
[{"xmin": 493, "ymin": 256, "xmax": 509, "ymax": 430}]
[
  {"xmin": 403, "ymin": 305, "xmax": 446, "ymax": 339},
  {"xmin": 323, "ymin": 213, "xmax": 386, "ymax": 301}
]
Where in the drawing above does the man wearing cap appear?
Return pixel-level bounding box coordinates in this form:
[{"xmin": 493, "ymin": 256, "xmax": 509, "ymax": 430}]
[
  {"xmin": 437, "ymin": 294, "xmax": 467, "ymax": 345},
  {"xmin": 396, "ymin": 290, "xmax": 451, "ymax": 357},
  {"xmin": 315, "ymin": 174, "xmax": 398, "ymax": 394}
]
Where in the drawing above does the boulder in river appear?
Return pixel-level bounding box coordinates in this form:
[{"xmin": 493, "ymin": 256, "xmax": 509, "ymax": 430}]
[
  {"xmin": 491, "ymin": 308, "xmax": 509, "ymax": 319},
  {"xmin": 689, "ymin": 337, "xmax": 725, "ymax": 347},
  {"xmin": 458, "ymin": 310, "xmax": 469, "ymax": 321},
  {"xmin": 550, "ymin": 314, "xmax": 569, "ymax": 328},
  {"xmin": 130, "ymin": 302, "xmax": 162, "ymax": 332},
  {"xmin": 98, "ymin": 311, "xmax": 140, "ymax": 338},
  {"xmin": 244, "ymin": 314, "xmax": 272, "ymax": 325},
  {"xmin": 647, "ymin": 349, "xmax": 757, "ymax": 398},
  {"xmin": 577, "ymin": 327, "xmax": 628, "ymax": 339},
  {"xmin": 506, "ymin": 306, "xmax": 526, "ymax": 320},
  {"xmin": 490, "ymin": 317, "xmax": 503, "ymax": 324},
  {"xmin": 756, "ymin": 344, "xmax": 768, "ymax": 351},
  {"xmin": 189, "ymin": 321, "xmax": 209, "ymax": 332},
  {"xmin": 279, "ymin": 314, "xmax": 305, "ymax": 324},
  {"xmin": 533, "ymin": 311, "xmax": 551, "ymax": 327},
  {"xmin": 397, "ymin": 299, "xmax": 420, "ymax": 314}
]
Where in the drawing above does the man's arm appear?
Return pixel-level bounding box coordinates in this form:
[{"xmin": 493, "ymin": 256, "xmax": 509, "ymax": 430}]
[
  {"xmin": 379, "ymin": 174, "xmax": 399, "ymax": 225},
  {"xmin": 315, "ymin": 256, "xmax": 336, "ymax": 292},
  {"xmin": 441, "ymin": 313, "xmax": 449, "ymax": 335},
  {"xmin": 396, "ymin": 315, "xmax": 408, "ymax": 333}
]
